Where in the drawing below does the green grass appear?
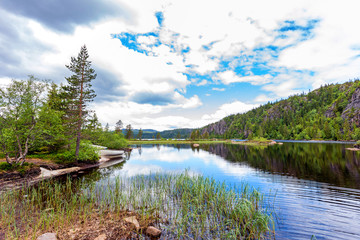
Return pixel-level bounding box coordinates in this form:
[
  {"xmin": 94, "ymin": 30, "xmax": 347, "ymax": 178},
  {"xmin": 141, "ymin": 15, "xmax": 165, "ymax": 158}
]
[
  {"xmin": 0, "ymin": 172, "xmax": 274, "ymax": 239},
  {"xmin": 129, "ymin": 139, "xmax": 228, "ymax": 144}
]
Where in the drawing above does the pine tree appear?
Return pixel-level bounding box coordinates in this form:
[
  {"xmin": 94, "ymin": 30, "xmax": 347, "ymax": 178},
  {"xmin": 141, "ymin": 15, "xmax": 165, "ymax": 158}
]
[
  {"xmin": 104, "ymin": 123, "xmax": 109, "ymax": 132},
  {"xmin": 137, "ymin": 128, "xmax": 143, "ymax": 140},
  {"xmin": 125, "ymin": 124, "xmax": 133, "ymax": 139},
  {"xmin": 63, "ymin": 45, "xmax": 96, "ymax": 162},
  {"xmin": 115, "ymin": 120, "xmax": 123, "ymax": 134},
  {"xmin": 156, "ymin": 132, "xmax": 161, "ymax": 140}
]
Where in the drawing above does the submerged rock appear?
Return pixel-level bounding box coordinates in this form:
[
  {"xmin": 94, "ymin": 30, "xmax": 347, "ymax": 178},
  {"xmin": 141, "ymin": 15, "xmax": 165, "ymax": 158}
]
[
  {"xmin": 146, "ymin": 226, "xmax": 162, "ymax": 238},
  {"xmin": 94, "ymin": 234, "xmax": 107, "ymax": 240},
  {"xmin": 37, "ymin": 233, "xmax": 57, "ymax": 240},
  {"xmin": 124, "ymin": 216, "xmax": 140, "ymax": 230}
]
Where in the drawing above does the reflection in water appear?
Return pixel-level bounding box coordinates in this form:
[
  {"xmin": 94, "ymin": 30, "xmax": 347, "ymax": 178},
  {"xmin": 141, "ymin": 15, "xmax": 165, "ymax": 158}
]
[
  {"xmin": 202, "ymin": 143, "xmax": 360, "ymax": 189},
  {"xmin": 78, "ymin": 143, "xmax": 360, "ymax": 240}
]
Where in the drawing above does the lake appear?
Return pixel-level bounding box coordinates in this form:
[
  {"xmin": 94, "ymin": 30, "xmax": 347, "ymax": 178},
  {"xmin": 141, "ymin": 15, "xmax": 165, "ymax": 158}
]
[{"xmin": 81, "ymin": 142, "xmax": 360, "ymax": 239}]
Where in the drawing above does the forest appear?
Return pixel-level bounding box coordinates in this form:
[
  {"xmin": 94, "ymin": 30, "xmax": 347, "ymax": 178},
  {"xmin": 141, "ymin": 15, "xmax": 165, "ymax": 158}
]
[{"xmin": 200, "ymin": 80, "xmax": 360, "ymax": 141}]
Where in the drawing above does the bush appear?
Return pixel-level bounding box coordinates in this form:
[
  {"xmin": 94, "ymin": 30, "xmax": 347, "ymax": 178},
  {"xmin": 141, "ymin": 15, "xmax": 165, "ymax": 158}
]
[
  {"xmin": 0, "ymin": 162, "xmax": 34, "ymax": 174},
  {"xmin": 0, "ymin": 162, "xmax": 13, "ymax": 171},
  {"xmin": 251, "ymin": 136, "xmax": 269, "ymax": 142},
  {"xmin": 55, "ymin": 141, "xmax": 100, "ymax": 164},
  {"xmin": 96, "ymin": 132, "xmax": 128, "ymax": 149}
]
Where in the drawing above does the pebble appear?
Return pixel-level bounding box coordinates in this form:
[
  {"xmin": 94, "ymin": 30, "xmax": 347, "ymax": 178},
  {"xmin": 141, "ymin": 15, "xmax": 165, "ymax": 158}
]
[
  {"xmin": 94, "ymin": 234, "xmax": 107, "ymax": 240},
  {"xmin": 37, "ymin": 233, "xmax": 57, "ymax": 240}
]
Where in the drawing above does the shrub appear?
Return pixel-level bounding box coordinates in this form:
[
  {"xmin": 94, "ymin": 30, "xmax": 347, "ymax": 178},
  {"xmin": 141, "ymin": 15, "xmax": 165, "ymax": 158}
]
[
  {"xmin": 0, "ymin": 162, "xmax": 34, "ymax": 174},
  {"xmin": 55, "ymin": 141, "xmax": 100, "ymax": 164},
  {"xmin": 96, "ymin": 132, "xmax": 128, "ymax": 149}
]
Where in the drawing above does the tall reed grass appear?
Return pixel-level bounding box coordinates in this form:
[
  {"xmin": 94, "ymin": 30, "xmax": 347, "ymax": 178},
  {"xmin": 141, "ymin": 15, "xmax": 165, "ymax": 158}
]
[{"xmin": 0, "ymin": 172, "xmax": 274, "ymax": 239}]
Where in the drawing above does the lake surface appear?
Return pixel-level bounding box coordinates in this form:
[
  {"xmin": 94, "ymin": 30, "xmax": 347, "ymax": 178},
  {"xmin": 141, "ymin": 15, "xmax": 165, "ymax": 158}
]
[{"xmin": 82, "ymin": 142, "xmax": 360, "ymax": 239}]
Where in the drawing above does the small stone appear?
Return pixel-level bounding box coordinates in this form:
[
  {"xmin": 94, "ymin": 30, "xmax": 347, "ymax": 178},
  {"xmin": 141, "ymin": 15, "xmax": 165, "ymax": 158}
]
[
  {"xmin": 124, "ymin": 216, "xmax": 140, "ymax": 230},
  {"xmin": 146, "ymin": 226, "xmax": 162, "ymax": 238},
  {"xmin": 94, "ymin": 234, "xmax": 107, "ymax": 240},
  {"xmin": 37, "ymin": 233, "xmax": 57, "ymax": 240}
]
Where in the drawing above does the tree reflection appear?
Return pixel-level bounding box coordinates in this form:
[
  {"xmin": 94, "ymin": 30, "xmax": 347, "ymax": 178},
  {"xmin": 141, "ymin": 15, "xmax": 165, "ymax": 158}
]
[{"xmin": 202, "ymin": 143, "xmax": 360, "ymax": 189}]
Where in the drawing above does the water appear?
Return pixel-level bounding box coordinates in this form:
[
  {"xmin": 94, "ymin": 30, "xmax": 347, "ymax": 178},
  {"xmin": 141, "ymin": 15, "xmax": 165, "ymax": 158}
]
[{"xmin": 84, "ymin": 142, "xmax": 360, "ymax": 239}]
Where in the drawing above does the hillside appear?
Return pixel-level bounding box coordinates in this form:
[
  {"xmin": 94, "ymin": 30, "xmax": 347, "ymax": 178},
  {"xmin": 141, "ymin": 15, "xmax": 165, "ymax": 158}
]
[
  {"xmin": 200, "ymin": 80, "xmax": 360, "ymax": 141},
  {"xmin": 123, "ymin": 128, "xmax": 192, "ymax": 139}
]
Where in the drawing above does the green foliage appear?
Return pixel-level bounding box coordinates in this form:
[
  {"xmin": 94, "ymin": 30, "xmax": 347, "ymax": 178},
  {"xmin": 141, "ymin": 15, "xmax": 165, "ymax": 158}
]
[
  {"xmin": 0, "ymin": 162, "xmax": 34, "ymax": 175},
  {"xmin": 62, "ymin": 45, "xmax": 97, "ymax": 161},
  {"xmin": 96, "ymin": 131, "xmax": 128, "ymax": 149},
  {"xmin": 55, "ymin": 141, "xmax": 99, "ymax": 164},
  {"xmin": 0, "ymin": 76, "xmax": 47, "ymax": 165},
  {"xmin": 202, "ymin": 80, "xmax": 360, "ymax": 141}
]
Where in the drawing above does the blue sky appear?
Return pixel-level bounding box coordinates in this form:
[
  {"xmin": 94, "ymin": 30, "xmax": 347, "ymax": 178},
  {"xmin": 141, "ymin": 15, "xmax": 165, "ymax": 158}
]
[{"xmin": 0, "ymin": 0, "xmax": 360, "ymax": 130}]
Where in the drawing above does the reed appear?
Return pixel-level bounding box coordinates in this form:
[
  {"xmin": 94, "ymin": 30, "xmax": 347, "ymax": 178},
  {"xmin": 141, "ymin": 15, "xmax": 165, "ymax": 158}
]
[{"xmin": 0, "ymin": 172, "xmax": 274, "ymax": 239}]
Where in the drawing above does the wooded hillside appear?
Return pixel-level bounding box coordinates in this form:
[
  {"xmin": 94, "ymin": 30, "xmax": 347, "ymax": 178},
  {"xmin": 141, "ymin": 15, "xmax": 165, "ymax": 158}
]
[{"xmin": 201, "ymin": 80, "xmax": 360, "ymax": 140}]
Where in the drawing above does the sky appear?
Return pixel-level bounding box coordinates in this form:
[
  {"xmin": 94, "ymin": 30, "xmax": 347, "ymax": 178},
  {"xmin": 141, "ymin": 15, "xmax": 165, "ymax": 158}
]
[{"xmin": 1, "ymin": 0, "xmax": 360, "ymax": 131}]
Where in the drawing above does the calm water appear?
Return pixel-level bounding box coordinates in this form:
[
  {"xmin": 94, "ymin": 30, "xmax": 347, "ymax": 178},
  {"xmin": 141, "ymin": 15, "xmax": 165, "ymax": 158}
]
[{"xmin": 82, "ymin": 142, "xmax": 360, "ymax": 239}]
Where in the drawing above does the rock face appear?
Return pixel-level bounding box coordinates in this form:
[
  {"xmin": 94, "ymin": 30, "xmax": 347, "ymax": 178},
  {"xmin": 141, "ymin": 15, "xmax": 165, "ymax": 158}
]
[
  {"xmin": 37, "ymin": 233, "xmax": 57, "ymax": 240},
  {"xmin": 146, "ymin": 226, "xmax": 162, "ymax": 238},
  {"xmin": 342, "ymin": 88, "xmax": 360, "ymax": 126},
  {"xmin": 202, "ymin": 119, "xmax": 228, "ymax": 136}
]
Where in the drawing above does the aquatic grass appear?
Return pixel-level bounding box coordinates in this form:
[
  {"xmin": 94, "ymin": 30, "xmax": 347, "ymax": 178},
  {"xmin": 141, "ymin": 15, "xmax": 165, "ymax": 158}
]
[{"xmin": 0, "ymin": 172, "xmax": 274, "ymax": 239}]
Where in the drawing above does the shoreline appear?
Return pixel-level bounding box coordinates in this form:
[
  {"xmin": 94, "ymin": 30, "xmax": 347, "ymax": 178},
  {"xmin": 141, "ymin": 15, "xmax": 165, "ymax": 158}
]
[
  {"xmin": 129, "ymin": 139, "xmax": 357, "ymax": 145},
  {"xmin": 0, "ymin": 148, "xmax": 129, "ymax": 191}
]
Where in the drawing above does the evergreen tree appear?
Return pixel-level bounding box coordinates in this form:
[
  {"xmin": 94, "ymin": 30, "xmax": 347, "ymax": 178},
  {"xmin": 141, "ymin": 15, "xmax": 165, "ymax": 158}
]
[
  {"xmin": 104, "ymin": 123, "xmax": 109, "ymax": 132},
  {"xmin": 137, "ymin": 128, "xmax": 143, "ymax": 140},
  {"xmin": 125, "ymin": 124, "xmax": 133, "ymax": 139},
  {"xmin": 176, "ymin": 131, "xmax": 181, "ymax": 139},
  {"xmin": 63, "ymin": 45, "xmax": 96, "ymax": 162},
  {"xmin": 115, "ymin": 120, "xmax": 123, "ymax": 134},
  {"xmin": 156, "ymin": 132, "xmax": 161, "ymax": 140}
]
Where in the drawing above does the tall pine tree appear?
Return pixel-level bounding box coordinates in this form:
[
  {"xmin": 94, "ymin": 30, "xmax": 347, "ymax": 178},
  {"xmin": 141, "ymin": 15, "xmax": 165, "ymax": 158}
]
[{"xmin": 63, "ymin": 45, "xmax": 96, "ymax": 162}]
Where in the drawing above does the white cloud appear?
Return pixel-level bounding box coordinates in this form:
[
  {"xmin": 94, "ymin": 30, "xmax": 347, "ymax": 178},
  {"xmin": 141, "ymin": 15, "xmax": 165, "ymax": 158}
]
[
  {"xmin": 212, "ymin": 87, "xmax": 225, "ymax": 91},
  {"xmin": 254, "ymin": 94, "xmax": 274, "ymax": 103},
  {"xmin": 0, "ymin": 77, "xmax": 12, "ymax": 88},
  {"xmin": 218, "ymin": 71, "xmax": 272, "ymax": 85},
  {"xmin": 197, "ymin": 80, "xmax": 207, "ymax": 86},
  {"xmin": 201, "ymin": 101, "xmax": 259, "ymax": 122}
]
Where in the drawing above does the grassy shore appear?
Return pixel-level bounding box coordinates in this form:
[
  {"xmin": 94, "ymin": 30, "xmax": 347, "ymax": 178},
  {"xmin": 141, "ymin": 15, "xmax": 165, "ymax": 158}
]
[
  {"xmin": 0, "ymin": 172, "xmax": 274, "ymax": 239},
  {"xmin": 129, "ymin": 139, "xmax": 229, "ymax": 144}
]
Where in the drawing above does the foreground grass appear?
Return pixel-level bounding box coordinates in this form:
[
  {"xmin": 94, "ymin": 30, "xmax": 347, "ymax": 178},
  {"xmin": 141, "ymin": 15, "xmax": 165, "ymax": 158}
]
[
  {"xmin": 129, "ymin": 139, "xmax": 229, "ymax": 144},
  {"xmin": 0, "ymin": 172, "xmax": 274, "ymax": 239}
]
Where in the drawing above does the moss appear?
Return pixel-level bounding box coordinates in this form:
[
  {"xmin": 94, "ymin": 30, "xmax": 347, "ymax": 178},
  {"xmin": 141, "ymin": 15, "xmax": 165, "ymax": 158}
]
[{"xmin": 0, "ymin": 162, "xmax": 34, "ymax": 174}]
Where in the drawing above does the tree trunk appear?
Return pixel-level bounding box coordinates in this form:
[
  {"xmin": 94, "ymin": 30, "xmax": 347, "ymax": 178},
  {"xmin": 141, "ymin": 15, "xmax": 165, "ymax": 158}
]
[{"xmin": 75, "ymin": 64, "xmax": 85, "ymax": 162}]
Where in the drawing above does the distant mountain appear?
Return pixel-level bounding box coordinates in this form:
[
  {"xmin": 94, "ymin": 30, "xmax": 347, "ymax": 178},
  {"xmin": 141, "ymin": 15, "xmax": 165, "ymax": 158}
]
[
  {"xmin": 200, "ymin": 80, "xmax": 360, "ymax": 141},
  {"xmin": 123, "ymin": 128, "xmax": 193, "ymax": 139}
]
